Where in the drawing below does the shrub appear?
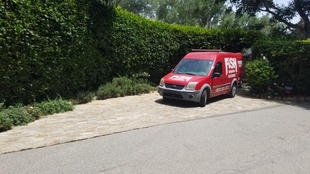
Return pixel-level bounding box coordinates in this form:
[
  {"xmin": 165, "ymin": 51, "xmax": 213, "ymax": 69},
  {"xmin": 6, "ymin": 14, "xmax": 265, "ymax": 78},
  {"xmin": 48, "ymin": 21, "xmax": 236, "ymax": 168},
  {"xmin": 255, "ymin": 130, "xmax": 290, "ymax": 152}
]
[
  {"xmin": 245, "ymin": 59, "xmax": 277, "ymax": 93},
  {"xmin": 97, "ymin": 76, "xmax": 155, "ymax": 100},
  {"xmin": 252, "ymin": 39, "xmax": 310, "ymax": 96},
  {"xmin": 34, "ymin": 98, "xmax": 74, "ymax": 116},
  {"xmin": 25, "ymin": 106, "xmax": 42, "ymax": 120},
  {"xmin": 97, "ymin": 83, "xmax": 116, "ymax": 99},
  {"xmin": 0, "ymin": 98, "xmax": 74, "ymax": 132},
  {"xmin": 0, "ymin": 113, "xmax": 12, "ymax": 132},
  {"xmin": 1, "ymin": 104, "xmax": 35, "ymax": 126},
  {"xmin": 74, "ymin": 91, "xmax": 95, "ymax": 104}
]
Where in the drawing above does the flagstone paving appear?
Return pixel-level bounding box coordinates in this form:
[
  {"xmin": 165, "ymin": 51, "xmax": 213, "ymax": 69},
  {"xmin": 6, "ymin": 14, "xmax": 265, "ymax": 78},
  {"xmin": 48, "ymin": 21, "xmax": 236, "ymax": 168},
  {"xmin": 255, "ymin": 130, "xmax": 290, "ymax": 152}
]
[{"xmin": 0, "ymin": 91, "xmax": 283, "ymax": 154}]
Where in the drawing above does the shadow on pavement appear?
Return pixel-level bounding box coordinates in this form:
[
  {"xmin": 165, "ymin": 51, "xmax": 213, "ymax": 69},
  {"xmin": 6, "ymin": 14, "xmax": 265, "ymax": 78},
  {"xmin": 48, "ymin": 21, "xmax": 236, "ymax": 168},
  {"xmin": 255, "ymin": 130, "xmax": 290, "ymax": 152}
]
[
  {"xmin": 154, "ymin": 95, "xmax": 229, "ymax": 108},
  {"xmin": 237, "ymin": 88, "xmax": 310, "ymax": 110},
  {"xmin": 155, "ymin": 88, "xmax": 310, "ymax": 110}
]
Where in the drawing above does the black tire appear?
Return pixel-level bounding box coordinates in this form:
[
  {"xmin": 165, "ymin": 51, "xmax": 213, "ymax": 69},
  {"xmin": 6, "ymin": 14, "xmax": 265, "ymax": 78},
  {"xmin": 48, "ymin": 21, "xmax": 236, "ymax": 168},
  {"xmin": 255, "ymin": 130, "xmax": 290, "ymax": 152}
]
[
  {"xmin": 163, "ymin": 97, "xmax": 170, "ymax": 101},
  {"xmin": 198, "ymin": 90, "xmax": 207, "ymax": 107},
  {"xmin": 228, "ymin": 83, "xmax": 237, "ymax": 98}
]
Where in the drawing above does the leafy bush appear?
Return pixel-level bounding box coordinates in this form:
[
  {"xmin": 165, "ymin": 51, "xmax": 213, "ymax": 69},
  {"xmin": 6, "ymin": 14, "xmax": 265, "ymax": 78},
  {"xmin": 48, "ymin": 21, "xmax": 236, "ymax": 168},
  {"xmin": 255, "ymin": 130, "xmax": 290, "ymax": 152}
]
[
  {"xmin": 252, "ymin": 39, "xmax": 310, "ymax": 96},
  {"xmin": 73, "ymin": 91, "xmax": 95, "ymax": 104},
  {"xmin": 0, "ymin": 98, "xmax": 74, "ymax": 132},
  {"xmin": 0, "ymin": 104, "xmax": 42, "ymax": 131},
  {"xmin": 34, "ymin": 98, "xmax": 74, "ymax": 116},
  {"xmin": 2, "ymin": 104, "xmax": 36, "ymax": 126},
  {"xmin": 97, "ymin": 76, "xmax": 156, "ymax": 100},
  {"xmin": 245, "ymin": 59, "xmax": 277, "ymax": 93},
  {"xmin": 0, "ymin": 113, "xmax": 12, "ymax": 132},
  {"xmin": 25, "ymin": 106, "xmax": 42, "ymax": 120}
]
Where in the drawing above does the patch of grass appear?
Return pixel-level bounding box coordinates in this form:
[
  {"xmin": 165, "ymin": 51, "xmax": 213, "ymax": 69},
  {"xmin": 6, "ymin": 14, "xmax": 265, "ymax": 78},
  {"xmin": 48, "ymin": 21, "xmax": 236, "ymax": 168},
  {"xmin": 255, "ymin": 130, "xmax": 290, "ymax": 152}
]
[{"xmin": 97, "ymin": 76, "xmax": 156, "ymax": 100}]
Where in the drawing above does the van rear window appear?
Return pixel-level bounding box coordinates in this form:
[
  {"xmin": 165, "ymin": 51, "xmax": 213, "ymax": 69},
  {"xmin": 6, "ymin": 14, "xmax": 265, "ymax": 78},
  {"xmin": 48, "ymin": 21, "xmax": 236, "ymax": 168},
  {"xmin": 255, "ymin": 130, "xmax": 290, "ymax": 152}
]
[{"xmin": 173, "ymin": 59, "xmax": 213, "ymax": 76}]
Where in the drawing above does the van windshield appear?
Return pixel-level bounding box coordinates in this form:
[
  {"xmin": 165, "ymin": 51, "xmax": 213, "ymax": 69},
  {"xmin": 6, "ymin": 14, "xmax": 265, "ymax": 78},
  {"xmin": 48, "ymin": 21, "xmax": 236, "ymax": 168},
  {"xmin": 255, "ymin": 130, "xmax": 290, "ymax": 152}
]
[{"xmin": 173, "ymin": 59, "xmax": 213, "ymax": 76}]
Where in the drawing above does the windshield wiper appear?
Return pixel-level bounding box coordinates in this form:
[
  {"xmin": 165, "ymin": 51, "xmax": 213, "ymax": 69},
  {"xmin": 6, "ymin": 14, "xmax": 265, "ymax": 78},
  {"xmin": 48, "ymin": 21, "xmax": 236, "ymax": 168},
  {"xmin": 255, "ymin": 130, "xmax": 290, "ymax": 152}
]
[
  {"xmin": 183, "ymin": 72, "xmax": 197, "ymax": 76},
  {"xmin": 174, "ymin": 71, "xmax": 197, "ymax": 76}
]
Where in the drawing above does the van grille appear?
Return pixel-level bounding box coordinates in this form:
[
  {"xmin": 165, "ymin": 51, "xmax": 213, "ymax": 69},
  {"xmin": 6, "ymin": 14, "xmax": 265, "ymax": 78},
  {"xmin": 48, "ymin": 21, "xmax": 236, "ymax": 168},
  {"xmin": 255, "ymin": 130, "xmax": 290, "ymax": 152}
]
[
  {"xmin": 165, "ymin": 83, "xmax": 185, "ymax": 90},
  {"xmin": 163, "ymin": 92, "xmax": 183, "ymax": 99}
]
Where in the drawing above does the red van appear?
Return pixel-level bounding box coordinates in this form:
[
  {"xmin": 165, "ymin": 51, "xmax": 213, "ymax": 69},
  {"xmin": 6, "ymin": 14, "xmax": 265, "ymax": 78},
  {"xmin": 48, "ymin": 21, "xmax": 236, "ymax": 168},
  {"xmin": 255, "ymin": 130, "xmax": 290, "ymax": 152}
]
[{"xmin": 158, "ymin": 49, "xmax": 243, "ymax": 107}]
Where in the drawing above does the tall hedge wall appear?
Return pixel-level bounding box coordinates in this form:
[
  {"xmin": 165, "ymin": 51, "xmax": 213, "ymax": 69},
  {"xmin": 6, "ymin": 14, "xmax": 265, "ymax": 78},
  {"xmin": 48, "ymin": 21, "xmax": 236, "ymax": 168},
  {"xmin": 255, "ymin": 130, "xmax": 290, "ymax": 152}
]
[
  {"xmin": 0, "ymin": 0, "xmax": 111, "ymax": 105},
  {"xmin": 0, "ymin": 1, "xmax": 263, "ymax": 106},
  {"xmin": 102, "ymin": 7, "xmax": 263, "ymax": 83}
]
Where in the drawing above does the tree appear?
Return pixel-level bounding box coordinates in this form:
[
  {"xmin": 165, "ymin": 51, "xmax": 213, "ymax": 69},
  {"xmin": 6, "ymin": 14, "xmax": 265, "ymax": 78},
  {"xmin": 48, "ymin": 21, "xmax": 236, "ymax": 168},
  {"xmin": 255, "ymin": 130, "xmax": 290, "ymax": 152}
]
[
  {"xmin": 217, "ymin": 11, "xmax": 287, "ymax": 37},
  {"xmin": 230, "ymin": 0, "xmax": 310, "ymax": 38},
  {"xmin": 156, "ymin": 0, "xmax": 226, "ymax": 28},
  {"xmin": 112, "ymin": 0, "xmax": 227, "ymax": 28},
  {"xmin": 115, "ymin": 0, "xmax": 157, "ymax": 18}
]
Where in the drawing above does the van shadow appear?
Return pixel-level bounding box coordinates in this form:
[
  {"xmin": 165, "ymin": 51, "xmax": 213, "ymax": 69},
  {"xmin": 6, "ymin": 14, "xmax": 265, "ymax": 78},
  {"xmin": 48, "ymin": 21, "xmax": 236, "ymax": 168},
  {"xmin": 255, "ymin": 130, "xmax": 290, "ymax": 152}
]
[{"xmin": 154, "ymin": 95, "xmax": 229, "ymax": 108}]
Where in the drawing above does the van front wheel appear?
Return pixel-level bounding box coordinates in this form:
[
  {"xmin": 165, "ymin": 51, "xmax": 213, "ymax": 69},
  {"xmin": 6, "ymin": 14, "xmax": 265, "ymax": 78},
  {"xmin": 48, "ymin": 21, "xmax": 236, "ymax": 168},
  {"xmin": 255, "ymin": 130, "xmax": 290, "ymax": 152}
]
[{"xmin": 198, "ymin": 90, "xmax": 207, "ymax": 107}]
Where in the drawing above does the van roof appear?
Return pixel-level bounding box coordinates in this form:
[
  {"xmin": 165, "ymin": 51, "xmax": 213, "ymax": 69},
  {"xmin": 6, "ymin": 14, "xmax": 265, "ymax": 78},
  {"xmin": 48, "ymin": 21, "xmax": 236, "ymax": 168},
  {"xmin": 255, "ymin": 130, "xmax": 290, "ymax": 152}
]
[
  {"xmin": 184, "ymin": 52, "xmax": 217, "ymax": 60},
  {"xmin": 184, "ymin": 51, "xmax": 242, "ymax": 60}
]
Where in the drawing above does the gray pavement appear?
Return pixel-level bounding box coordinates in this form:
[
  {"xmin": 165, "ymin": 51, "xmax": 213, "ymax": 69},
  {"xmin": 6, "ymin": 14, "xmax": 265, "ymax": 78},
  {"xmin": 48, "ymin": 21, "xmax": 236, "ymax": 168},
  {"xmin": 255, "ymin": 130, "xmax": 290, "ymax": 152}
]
[
  {"xmin": 1, "ymin": 103, "xmax": 310, "ymax": 174},
  {"xmin": 0, "ymin": 91, "xmax": 287, "ymax": 154}
]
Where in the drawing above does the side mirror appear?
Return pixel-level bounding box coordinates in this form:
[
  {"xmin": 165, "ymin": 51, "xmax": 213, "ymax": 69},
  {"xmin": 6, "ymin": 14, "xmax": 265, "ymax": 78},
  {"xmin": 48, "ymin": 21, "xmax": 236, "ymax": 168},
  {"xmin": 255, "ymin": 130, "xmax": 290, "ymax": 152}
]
[{"xmin": 212, "ymin": 72, "xmax": 221, "ymax": 78}]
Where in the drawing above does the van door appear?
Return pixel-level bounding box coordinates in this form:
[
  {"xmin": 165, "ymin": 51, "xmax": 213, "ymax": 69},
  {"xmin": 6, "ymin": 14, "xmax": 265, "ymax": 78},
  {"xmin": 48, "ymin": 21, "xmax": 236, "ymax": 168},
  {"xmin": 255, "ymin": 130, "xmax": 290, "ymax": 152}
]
[{"xmin": 211, "ymin": 61, "xmax": 228, "ymax": 97}]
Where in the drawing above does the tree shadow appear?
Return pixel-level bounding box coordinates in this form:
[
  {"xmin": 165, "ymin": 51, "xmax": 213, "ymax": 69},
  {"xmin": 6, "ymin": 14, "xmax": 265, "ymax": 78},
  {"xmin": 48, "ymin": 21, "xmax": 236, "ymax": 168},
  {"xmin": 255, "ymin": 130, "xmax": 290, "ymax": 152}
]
[
  {"xmin": 286, "ymin": 102, "xmax": 310, "ymax": 110},
  {"xmin": 237, "ymin": 88, "xmax": 310, "ymax": 110}
]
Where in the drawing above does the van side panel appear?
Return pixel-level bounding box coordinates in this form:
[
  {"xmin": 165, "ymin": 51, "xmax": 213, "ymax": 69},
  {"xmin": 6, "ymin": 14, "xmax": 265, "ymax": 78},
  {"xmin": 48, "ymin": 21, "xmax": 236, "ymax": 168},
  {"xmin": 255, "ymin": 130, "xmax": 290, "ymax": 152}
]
[
  {"xmin": 213, "ymin": 53, "xmax": 241, "ymax": 95},
  {"xmin": 210, "ymin": 54, "xmax": 229, "ymax": 97}
]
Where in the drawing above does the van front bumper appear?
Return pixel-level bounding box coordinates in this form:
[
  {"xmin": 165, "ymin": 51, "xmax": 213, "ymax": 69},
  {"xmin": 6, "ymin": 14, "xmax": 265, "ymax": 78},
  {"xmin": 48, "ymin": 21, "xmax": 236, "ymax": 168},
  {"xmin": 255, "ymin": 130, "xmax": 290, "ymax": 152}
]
[{"xmin": 158, "ymin": 86, "xmax": 201, "ymax": 102}]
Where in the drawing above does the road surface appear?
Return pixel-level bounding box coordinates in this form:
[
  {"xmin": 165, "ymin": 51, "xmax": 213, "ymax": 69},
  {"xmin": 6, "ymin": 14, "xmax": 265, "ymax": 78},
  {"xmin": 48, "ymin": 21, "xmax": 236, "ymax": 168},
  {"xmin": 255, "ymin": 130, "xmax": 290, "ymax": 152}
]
[{"xmin": 0, "ymin": 103, "xmax": 309, "ymax": 174}]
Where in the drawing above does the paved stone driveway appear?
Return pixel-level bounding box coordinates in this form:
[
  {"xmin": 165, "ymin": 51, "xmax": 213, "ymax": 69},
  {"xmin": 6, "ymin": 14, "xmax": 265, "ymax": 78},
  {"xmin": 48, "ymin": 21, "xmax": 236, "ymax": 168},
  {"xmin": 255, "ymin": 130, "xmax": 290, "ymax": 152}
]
[{"xmin": 0, "ymin": 91, "xmax": 282, "ymax": 154}]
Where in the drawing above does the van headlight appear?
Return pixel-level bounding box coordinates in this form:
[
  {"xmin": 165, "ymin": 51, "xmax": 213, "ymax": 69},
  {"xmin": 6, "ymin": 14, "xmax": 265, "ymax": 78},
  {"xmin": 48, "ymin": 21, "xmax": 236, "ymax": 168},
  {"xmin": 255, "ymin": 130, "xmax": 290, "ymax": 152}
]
[
  {"xmin": 186, "ymin": 82, "xmax": 197, "ymax": 90},
  {"xmin": 159, "ymin": 78, "xmax": 165, "ymax": 86}
]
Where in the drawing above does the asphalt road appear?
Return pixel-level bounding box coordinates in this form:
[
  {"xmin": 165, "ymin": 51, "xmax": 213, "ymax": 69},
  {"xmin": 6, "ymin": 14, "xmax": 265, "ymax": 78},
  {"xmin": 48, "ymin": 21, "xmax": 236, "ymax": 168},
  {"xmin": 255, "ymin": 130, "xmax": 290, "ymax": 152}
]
[{"xmin": 0, "ymin": 103, "xmax": 309, "ymax": 174}]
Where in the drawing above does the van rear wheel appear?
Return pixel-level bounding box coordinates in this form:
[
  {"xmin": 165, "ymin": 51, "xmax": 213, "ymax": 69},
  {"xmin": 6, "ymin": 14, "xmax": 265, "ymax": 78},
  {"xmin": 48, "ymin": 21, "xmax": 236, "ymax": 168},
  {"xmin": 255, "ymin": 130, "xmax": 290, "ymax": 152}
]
[
  {"xmin": 228, "ymin": 83, "xmax": 237, "ymax": 98},
  {"xmin": 198, "ymin": 90, "xmax": 207, "ymax": 107}
]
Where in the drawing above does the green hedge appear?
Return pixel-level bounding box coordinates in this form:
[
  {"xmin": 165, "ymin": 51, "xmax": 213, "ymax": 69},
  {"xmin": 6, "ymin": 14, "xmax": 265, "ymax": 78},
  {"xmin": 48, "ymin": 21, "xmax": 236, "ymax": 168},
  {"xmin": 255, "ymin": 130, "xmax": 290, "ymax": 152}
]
[
  {"xmin": 251, "ymin": 39, "xmax": 310, "ymax": 96},
  {"xmin": 0, "ymin": 1, "xmax": 263, "ymax": 106},
  {"xmin": 0, "ymin": 0, "xmax": 112, "ymax": 106},
  {"xmin": 102, "ymin": 8, "xmax": 263, "ymax": 84}
]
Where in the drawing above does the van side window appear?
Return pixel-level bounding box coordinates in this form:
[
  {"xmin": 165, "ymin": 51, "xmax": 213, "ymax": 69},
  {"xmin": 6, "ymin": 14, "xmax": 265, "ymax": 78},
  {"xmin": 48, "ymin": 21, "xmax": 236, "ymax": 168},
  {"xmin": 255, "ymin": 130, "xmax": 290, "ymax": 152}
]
[{"xmin": 215, "ymin": 61, "xmax": 222, "ymax": 75}]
